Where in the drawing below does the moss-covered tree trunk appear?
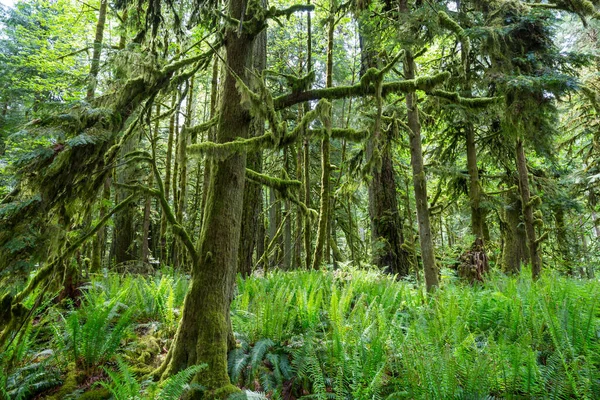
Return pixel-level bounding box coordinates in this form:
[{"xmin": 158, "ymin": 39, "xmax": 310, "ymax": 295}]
[
  {"xmin": 311, "ymin": 0, "xmax": 334, "ymax": 269},
  {"xmin": 302, "ymin": 0, "xmax": 313, "ymax": 270},
  {"xmin": 404, "ymin": 51, "xmax": 439, "ymax": 291},
  {"xmin": 466, "ymin": 126, "xmax": 484, "ymax": 239},
  {"xmin": 91, "ymin": 177, "xmax": 110, "ymax": 272},
  {"xmin": 515, "ymin": 138, "xmax": 542, "ymax": 279},
  {"xmin": 160, "ymin": 94, "xmax": 177, "ymax": 262},
  {"xmin": 159, "ymin": 0, "xmax": 253, "ymax": 395},
  {"xmin": 501, "ymin": 189, "xmax": 529, "ymax": 274},
  {"xmin": 358, "ymin": 25, "xmax": 410, "ymax": 277},
  {"xmin": 238, "ymin": 23, "xmax": 267, "ymax": 277},
  {"xmin": 554, "ymin": 205, "xmax": 572, "ymax": 271},
  {"xmin": 114, "ymin": 137, "xmax": 137, "ymax": 264}
]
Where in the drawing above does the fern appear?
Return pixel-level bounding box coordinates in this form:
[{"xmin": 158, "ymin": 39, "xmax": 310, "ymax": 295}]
[{"xmin": 99, "ymin": 358, "xmax": 204, "ymax": 400}]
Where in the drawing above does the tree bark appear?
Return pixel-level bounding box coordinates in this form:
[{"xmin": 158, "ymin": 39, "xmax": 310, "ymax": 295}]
[
  {"xmin": 238, "ymin": 21, "xmax": 267, "ymax": 277},
  {"xmin": 160, "ymin": 95, "xmax": 177, "ymax": 262},
  {"xmin": 159, "ymin": 0, "xmax": 253, "ymax": 395},
  {"xmin": 114, "ymin": 137, "xmax": 137, "ymax": 264},
  {"xmin": 466, "ymin": 126, "xmax": 484, "ymax": 239},
  {"xmin": 86, "ymin": 0, "xmax": 107, "ymax": 101},
  {"xmin": 91, "ymin": 176, "xmax": 110, "ymax": 272},
  {"xmin": 501, "ymin": 189, "xmax": 529, "ymax": 274},
  {"xmin": 311, "ymin": 0, "xmax": 334, "ymax": 269},
  {"xmin": 515, "ymin": 138, "xmax": 542, "ymax": 279},
  {"xmin": 404, "ymin": 51, "xmax": 439, "ymax": 291}
]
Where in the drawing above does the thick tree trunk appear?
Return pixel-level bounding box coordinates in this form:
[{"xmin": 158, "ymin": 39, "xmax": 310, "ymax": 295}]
[
  {"xmin": 404, "ymin": 51, "xmax": 439, "ymax": 291},
  {"xmin": 199, "ymin": 57, "xmax": 220, "ymax": 232},
  {"xmin": 358, "ymin": 21, "xmax": 410, "ymax": 277},
  {"xmin": 501, "ymin": 190, "xmax": 529, "ymax": 274},
  {"xmin": 515, "ymin": 138, "xmax": 542, "ymax": 279},
  {"xmin": 368, "ymin": 151, "xmax": 410, "ymax": 276},
  {"xmin": 303, "ymin": 1, "xmax": 313, "ymax": 269},
  {"xmin": 159, "ymin": 0, "xmax": 253, "ymax": 395},
  {"xmin": 238, "ymin": 22, "xmax": 266, "ymax": 277}
]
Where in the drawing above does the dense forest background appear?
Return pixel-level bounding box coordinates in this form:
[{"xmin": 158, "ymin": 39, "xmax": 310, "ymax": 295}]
[{"xmin": 1, "ymin": 0, "xmax": 600, "ymax": 398}]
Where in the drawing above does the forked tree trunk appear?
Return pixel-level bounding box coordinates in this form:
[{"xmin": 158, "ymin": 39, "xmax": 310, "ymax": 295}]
[
  {"xmin": 515, "ymin": 138, "xmax": 542, "ymax": 279},
  {"xmin": 158, "ymin": 0, "xmax": 253, "ymax": 395},
  {"xmin": 404, "ymin": 51, "xmax": 439, "ymax": 291}
]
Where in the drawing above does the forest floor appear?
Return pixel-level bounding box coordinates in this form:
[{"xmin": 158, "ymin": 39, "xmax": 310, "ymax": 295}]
[{"xmin": 2, "ymin": 266, "xmax": 600, "ymax": 399}]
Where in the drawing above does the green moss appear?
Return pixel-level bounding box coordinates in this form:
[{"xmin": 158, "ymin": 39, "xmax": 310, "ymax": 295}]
[
  {"xmin": 211, "ymin": 383, "xmax": 241, "ymax": 399},
  {"xmin": 45, "ymin": 369, "xmax": 82, "ymax": 400},
  {"xmin": 79, "ymin": 388, "xmax": 111, "ymax": 399},
  {"xmin": 430, "ymin": 89, "xmax": 499, "ymax": 108}
]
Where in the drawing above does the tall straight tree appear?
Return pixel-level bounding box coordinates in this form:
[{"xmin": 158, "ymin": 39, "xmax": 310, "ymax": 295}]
[{"xmin": 357, "ymin": 8, "xmax": 411, "ymax": 277}]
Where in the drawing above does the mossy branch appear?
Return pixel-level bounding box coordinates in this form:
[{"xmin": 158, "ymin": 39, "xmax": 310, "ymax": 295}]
[
  {"xmin": 12, "ymin": 193, "xmax": 138, "ymax": 306},
  {"xmin": 307, "ymin": 128, "xmax": 369, "ymax": 142},
  {"xmin": 429, "ymin": 89, "xmax": 499, "ymax": 108},
  {"xmin": 245, "ymin": 169, "xmax": 315, "ymax": 218},
  {"xmin": 188, "ymin": 100, "xmax": 328, "ymax": 159},
  {"xmin": 535, "ymin": 231, "xmax": 549, "ymax": 244},
  {"xmin": 273, "ymin": 72, "xmax": 451, "ymax": 110},
  {"xmin": 184, "ymin": 116, "xmax": 219, "ymax": 137},
  {"xmin": 245, "ymin": 169, "xmax": 301, "ymax": 191}
]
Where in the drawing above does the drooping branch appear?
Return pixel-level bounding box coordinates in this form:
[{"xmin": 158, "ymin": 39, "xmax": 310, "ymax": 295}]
[
  {"xmin": 9, "ymin": 192, "xmax": 138, "ymax": 308},
  {"xmin": 245, "ymin": 169, "xmax": 315, "ymax": 218}
]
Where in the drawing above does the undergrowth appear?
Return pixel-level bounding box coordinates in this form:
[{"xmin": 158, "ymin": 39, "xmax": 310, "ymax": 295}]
[{"xmin": 2, "ymin": 267, "xmax": 599, "ymax": 399}]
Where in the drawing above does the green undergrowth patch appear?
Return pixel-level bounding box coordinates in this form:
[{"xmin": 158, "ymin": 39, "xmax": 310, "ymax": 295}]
[
  {"xmin": 2, "ymin": 267, "xmax": 600, "ymax": 399},
  {"xmin": 230, "ymin": 268, "xmax": 600, "ymax": 399}
]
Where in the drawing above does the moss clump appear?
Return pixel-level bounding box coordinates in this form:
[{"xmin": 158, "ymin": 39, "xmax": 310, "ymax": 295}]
[
  {"xmin": 79, "ymin": 388, "xmax": 112, "ymax": 399},
  {"xmin": 212, "ymin": 383, "xmax": 241, "ymax": 399},
  {"xmin": 45, "ymin": 368, "xmax": 85, "ymax": 400}
]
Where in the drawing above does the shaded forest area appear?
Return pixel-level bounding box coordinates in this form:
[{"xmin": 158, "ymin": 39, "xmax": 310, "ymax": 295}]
[{"xmin": 1, "ymin": 0, "xmax": 600, "ymax": 398}]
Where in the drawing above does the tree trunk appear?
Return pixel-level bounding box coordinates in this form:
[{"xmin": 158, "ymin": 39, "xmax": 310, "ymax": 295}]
[
  {"xmin": 238, "ymin": 21, "xmax": 267, "ymax": 277},
  {"xmin": 501, "ymin": 189, "xmax": 529, "ymax": 274},
  {"xmin": 515, "ymin": 138, "xmax": 542, "ymax": 279},
  {"xmin": 86, "ymin": 0, "xmax": 107, "ymax": 101},
  {"xmin": 159, "ymin": 0, "xmax": 253, "ymax": 394},
  {"xmin": 311, "ymin": 0, "xmax": 334, "ymax": 269},
  {"xmin": 160, "ymin": 94, "xmax": 177, "ymax": 262},
  {"xmin": 357, "ymin": 19, "xmax": 410, "ymax": 277},
  {"xmin": 91, "ymin": 176, "xmax": 110, "ymax": 272},
  {"xmin": 114, "ymin": 137, "xmax": 137, "ymax": 264},
  {"xmin": 404, "ymin": 51, "xmax": 439, "ymax": 291},
  {"xmin": 466, "ymin": 126, "xmax": 484, "ymax": 239}
]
